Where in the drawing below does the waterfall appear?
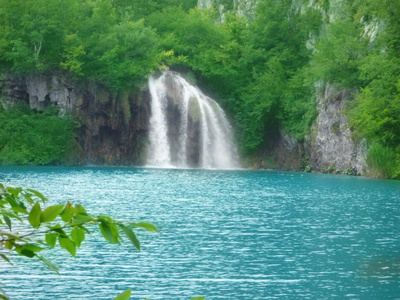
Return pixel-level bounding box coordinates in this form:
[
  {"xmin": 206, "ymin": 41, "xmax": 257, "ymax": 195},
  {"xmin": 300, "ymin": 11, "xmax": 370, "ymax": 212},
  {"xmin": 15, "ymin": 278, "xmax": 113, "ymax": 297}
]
[{"xmin": 147, "ymin": 71, "xmax": 239, "ymax": 169}]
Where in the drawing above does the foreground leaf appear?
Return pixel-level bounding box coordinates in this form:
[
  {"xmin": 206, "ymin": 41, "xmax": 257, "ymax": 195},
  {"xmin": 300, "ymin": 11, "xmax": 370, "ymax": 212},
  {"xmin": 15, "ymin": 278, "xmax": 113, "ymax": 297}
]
[
  {"xmin": 6, "ymin": 187, "xmax": 22, "ymax": 198},
  {"xmin": 0, "ymin": 293, "xmax": 10, "ymax": 300},
  {"xmin": 0, "ymin": 254, "xmax": 11, "ymax": 264},
  {"xmin": 113, "ymin": 289, "xmax": 132, "ymax": 300},
  {"xmin": 131, "ymin": 222, "xmax": 158, "ymax": 232},
  {"xmin": 71, "ymin": 227, "xmax": 85, "ymax": 248},
  {"xmin": 60, "ymin": 202, "xmax": 76, "ymax": 222},
  {"xmin": 119, "ymin": 224, "xmax": 140, "ymax": 250},
  {"xmin": 28, "ymin": 201, "xmax": 42, "ymax": 228},
  {"xmin": 16, "ymin": 248, "xmax": 35, "ymax": 258},
  {"xmin": 3, "ymin": 215, "xmax": 11, "ymax": 231},
  {"xmin": 45, "ymin": 233, "xmax": 58, "ymax": 248},
  {"xmin": 40, "ymin": 204, "xmax": 64, "ymax": 223},
  {"xmin": 59, "ymin": 237, "xmax": 76, "ymax": 257},
  {"xmin": 72, "ymin": 213, "xmax": 94, "ymax": 224},
  {"xmin": 22, "ymin": 244, "xmax": 43, "ymax": 253},
  {"xmin": 37, "ymin": 255, "xmax": 59, "ymax": 274},
  {"xmin": 26, "ymin": 189, "xmax": 47, "ymax": 203},
  {"xmin": 99, "ymin": 221, "xmax": 119, "ymax": 243}
]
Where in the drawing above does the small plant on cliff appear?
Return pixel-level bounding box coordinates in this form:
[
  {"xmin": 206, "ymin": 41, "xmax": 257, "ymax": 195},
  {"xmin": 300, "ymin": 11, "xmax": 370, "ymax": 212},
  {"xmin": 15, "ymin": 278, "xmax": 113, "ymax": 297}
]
[
  {"xmin": 366, "ymin": 143, "xmax": 398, "ymax": 179},
  {"xmin": 300, "ymin": 155, "xmax": 312, "ymax": 173},
  {"xmin": 0, "ymin": 104, "xmax": 76, "ymax": 166}
]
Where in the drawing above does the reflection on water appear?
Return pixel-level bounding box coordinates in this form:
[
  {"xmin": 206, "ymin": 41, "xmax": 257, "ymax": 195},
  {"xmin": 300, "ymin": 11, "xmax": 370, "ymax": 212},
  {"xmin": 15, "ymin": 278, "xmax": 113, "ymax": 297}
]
[{"xmin": 1, "ymin": 167, "xmax": 400, "ymax": 299}]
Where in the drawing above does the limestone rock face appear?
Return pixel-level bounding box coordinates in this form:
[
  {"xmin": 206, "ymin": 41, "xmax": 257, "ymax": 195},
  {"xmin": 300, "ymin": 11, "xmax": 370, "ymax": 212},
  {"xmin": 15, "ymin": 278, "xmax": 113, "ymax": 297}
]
[
  {"xmin": 0, "ymin": 74, "xmax": 29, "ymax": 108},
  {"xmin": 310, "ymin": 85, "xmax": 367, "ymax": 174},
  {"xmin": 259, "ymin": 85, "xmax": 367, "ymax": 175},
  {"xmin": 74, "ymin": 86, "xmax": 150, "ymax": 165},
  {"xmin": 25, "ymin": 74, "xmax": 78, "ymax": 114},
  {"xmin": 197, "ymin": 0, "xmax": 257, "ymax": 19}
]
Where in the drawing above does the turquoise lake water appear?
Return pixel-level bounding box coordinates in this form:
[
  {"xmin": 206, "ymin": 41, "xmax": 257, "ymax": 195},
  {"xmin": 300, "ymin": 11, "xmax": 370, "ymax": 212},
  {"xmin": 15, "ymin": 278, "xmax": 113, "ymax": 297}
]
[{"xmin": 1, "ymin": 167, "xmax": 400, "ymax": 299}]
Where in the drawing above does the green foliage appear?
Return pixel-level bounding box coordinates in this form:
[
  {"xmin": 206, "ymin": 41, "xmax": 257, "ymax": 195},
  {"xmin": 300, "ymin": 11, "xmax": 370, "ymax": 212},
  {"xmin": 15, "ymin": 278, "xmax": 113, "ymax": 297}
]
[
  {"xmin": 344, "ymin": 1, "xmax": 400, "ymax": 178},
  {"xmin": 348, "ymin": 54, "xmax": 400, "ymax": 146},
  {"xmin": 0, "ymin": 0, "xmax": 81, "ymax": 73},
  {"xmin": 366, "ymin": 143, "xmax": 399, "ymax": 179},
  {"xmin": 310, "ymin": 16, "xmax": 366, "ymax": 88},
  {"xmin": 83, "ymin": 20, "xmax": 169, "ymax": 91},
  {"xmin": 281, "ymin": 69, "xmax": 317, "ymax": 140},
  {"xmin": 0, "ymin": 184, "xmax": 158, "ymax": 299},
  {"xmin": 0, "ymin": 105, "xmax": 76, "ymax": 165},
  {"xmin": 231, "ymin": 0, "xmax": 321, "ymax": 151},
  {"xmin": 113, "ymin": 289, "xmax": 132, "ymax": 300},
  {"xmin": 0, "ymin": 0, "xmax": 169, "ymax": 92}
]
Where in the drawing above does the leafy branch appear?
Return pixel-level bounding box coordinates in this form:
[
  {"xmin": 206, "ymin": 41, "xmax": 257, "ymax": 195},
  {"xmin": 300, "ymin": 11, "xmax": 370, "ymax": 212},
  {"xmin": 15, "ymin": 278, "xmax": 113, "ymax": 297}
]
[{"xmin": 0, "ymin": 183, "xmax": 158, "ymax": 299}]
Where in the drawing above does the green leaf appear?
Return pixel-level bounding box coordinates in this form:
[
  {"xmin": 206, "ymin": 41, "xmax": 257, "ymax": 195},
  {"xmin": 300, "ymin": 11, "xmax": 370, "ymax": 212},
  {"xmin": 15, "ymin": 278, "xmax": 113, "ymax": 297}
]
[
  {"xmin": 26, "ymin": 189, "xmax": 47, "ymax": 203},
  {"xmin": 119, "ymin": 224, "xmax": 140, "ymax": 251},
  {"xmin": 37, "ymin": 255, "xmax": 59, "ymax": 274},
  {"xmin": 190, "ymin": 297, "xmax": 205, "ymax": 300},
  {"xmin": 5, "ymin": 194, "xmax": 18, "ymax": 208},
  {"xmin": 0, "ymin": 254, "xmax": 11, "ymax": 264},
  {"xmin": 12, "ymin": 207, "xmax": 29, "ymax": 215},
  {"xmin": 59, "ymin": 237, "xmax": 76, "ymax": 257},
  {"xmin": 21, "ymin": 192, "xmax": 34, "ymax": 204},
  {"xmin": 131, "ymin": 222, "xmax": 158, "ymax": 232},
  {"xmin": 60, "ymin": 202, "xmax": 76, "ymax": 222},
  {"xmin": 45, "ymin": 233, "xmax": 58, "ymax": 248},
  {"xmin": 40, "ymin": 204, "xmax": 64, "ymax": 223},
  {"xmin": 0, "ymin": 294, "xmax": 10, "ymax": 300},
  {"xmin": 5, "ymin": 240, "xmax": 13, "ymax": 250},
  {"xmin": 75, "ymin": 204, "xmax": 87, "ymax": 214},
  {"xmin": 3, "ymin": 211, "xmax": 22, "ymax": 222},
  {"xmin": 6, "ymin": 187, "xmax": 22, "ymax": 198},
  {"xmin": 50, "ymin": 225, "xmax": 68, "ymax": 238},
  {"xmin": 72, "ymin": 213, "xmax": 94, "ymax": 224},
  {"xmin": 16, "ymin": 248, "xmax": 35, "ymax": 258},
  {"xmin": 99, "ymin": 221, "xmax": 119, "ymax": 243},
  {"xmin": 1, "ymin": 233, "xmax": 22, "ymax": 241},
  {"xmin": 99, "ymin": 221, "xmax": 114, "ymax": 243},
  {"xmin": 113, "ymin": 289, "xmax": 132, "ymax": 300},
  {"xmin": 28, "ymin": 201, "xmax": 42, "ymax": 228},
  {"xmin": 22, "ymin": 244, "xmax": 43, "ymax": 253},
  {"xmin": 70, "ymin": 227, "xmax": 85, "ymax": 248},
  {"xmin": 3, "ymin": 215, "xmax": 11, "ymax": 230}
]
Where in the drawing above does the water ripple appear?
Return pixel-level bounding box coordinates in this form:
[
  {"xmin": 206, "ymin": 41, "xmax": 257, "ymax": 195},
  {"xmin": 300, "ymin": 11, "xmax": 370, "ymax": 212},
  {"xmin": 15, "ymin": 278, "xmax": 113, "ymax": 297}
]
[{"xmin": 1, "ymin": 167, "xmax": 400, "ymax": 299}]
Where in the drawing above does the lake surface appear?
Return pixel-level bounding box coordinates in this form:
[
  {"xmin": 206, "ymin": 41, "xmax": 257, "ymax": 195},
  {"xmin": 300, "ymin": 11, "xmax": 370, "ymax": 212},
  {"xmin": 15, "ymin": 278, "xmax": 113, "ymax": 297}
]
[{"xmin": 1, "ymin": 167, "xmax": 400, "ymax": 299}]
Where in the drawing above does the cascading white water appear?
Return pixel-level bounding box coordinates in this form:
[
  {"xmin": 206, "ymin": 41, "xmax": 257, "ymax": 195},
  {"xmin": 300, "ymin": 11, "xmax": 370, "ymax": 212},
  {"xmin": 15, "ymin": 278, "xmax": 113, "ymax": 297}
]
[{"xmin": 146, "ymin": 71, "xmax": 239, "ymax": 169}]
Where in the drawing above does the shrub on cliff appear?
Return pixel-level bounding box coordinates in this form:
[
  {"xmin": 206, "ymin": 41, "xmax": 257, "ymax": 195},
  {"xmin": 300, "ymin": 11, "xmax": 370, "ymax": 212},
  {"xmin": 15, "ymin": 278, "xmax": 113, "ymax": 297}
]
[{"xmin": 0, "ymin": 104, "xmax": 76, "ymax": 165}]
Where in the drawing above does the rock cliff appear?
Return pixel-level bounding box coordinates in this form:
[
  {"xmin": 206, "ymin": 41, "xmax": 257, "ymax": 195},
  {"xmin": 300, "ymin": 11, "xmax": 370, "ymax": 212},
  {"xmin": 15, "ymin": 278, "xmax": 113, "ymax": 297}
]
[
  {"xmin": 0, "ymin": 74, "xmax": 150, "ymax": 165},
  {"xmin": 261, "ymin": 84, "xmax": 367, "ymax": 175},
  {"xmin": 310, "ymin": 84, "xmax": 367, "ymax": 175},
  {"xmin": 1, "ymin": 72, "xmax": 367, "ymax": 172},
  {"xmin": 197, "ymin": 0, "xmax": 257, "ymax": 19}
]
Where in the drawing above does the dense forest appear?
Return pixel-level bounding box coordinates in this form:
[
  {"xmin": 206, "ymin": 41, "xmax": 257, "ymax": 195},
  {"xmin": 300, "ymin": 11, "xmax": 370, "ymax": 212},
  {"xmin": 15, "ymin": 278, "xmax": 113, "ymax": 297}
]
[{"xmin": 0, "ymin": 0, "xmax": 399, "ymax": 178}]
